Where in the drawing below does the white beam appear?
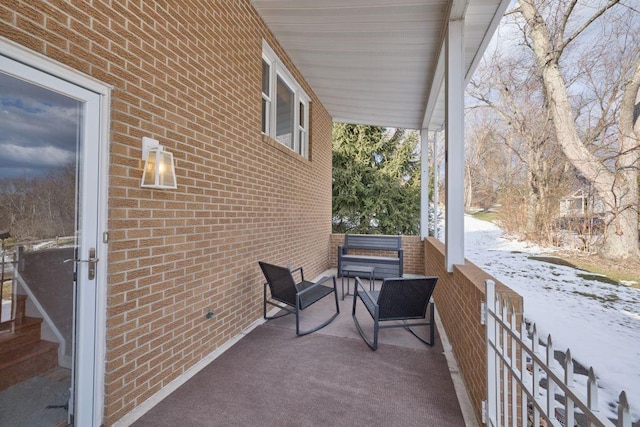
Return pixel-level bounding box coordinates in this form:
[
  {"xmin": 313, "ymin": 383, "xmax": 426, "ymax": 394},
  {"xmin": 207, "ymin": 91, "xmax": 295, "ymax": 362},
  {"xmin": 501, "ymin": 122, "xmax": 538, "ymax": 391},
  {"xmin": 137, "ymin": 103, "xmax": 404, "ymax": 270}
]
[
  {"xmin": 445, "ymin": 19, "xmax": 465, "ymax": 272},
  {"xmin": 420, "ymin": 129, "xmax": 430, "ymax": 239},
  {"xmin": 422, "ymin": 43, "xmax": 445, "ymax": 130}
]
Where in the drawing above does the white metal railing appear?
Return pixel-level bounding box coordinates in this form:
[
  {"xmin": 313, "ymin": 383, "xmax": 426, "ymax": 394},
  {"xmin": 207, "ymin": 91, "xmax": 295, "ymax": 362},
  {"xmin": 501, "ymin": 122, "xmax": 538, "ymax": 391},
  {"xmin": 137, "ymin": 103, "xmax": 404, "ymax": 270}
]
[{"xmin": 483, "ymin": 279, "xmax": 632, "ymax": 427}]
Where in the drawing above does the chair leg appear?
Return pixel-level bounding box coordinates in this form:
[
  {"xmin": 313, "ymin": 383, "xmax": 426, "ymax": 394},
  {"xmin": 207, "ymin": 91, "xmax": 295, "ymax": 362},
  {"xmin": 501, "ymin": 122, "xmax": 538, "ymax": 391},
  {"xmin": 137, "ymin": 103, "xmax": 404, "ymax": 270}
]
[
  {"xmin": 429, "ymin": 301, "xmax": 434, "ymax": 344},
  {"xmin": 333, "ymin": 277, "xmax": 340, "ymax": 315},
  {"xmin": 401, "ymin": 302, "xmax": 435, "ymax": 346},
  {"xmin": 295, "ymin": 306, "xmax": 300, "ymax": 336},
  {"xmin": 402, "ymin": 322, "xmax": 434, "ymax": 346},
  {"xmin": 373, "ymin": 316, "xmax": 379, "ymax": 350},
  {"xmin": 294, "ymin": 289, "xmax": 339, "ymax": 337},
  {"xmin": 263, "ymin": 283, "xmax": 268, "ymax": 319},
  {"xmin": 351, "ymin": 286, "xmax": 358, "ymax": 316},
  {"xmin": 352, "ymin": 295, "xmax": 379, "ymax": 351},
  {"xmin": 263, "ymin": 284, "xmax": 296, "ymax": 321}
]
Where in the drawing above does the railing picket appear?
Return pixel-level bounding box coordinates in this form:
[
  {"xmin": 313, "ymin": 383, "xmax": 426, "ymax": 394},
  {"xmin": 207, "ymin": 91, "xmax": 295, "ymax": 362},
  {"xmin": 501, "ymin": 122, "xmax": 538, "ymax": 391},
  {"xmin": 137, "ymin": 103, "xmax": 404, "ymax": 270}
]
[
  {"xmin": 520, "ymin": 320, "xmax": 528, "ymax": 427},
  {"xmin": 509, "ymin": 307, "xmax": 517, "ymax": 427},
  {"xmin": 588, "ymin": 367, "xmax": 599, "ymax": 427},
  {"xmin": 617, "ymin": 391, "xmax": 630, "ymax": 427},
  {"xmin": 546, "ymin": 335, "xmax": 555, "ymax": 421},
  {"xmin": 502, "ymin": 299, "xmax": 509, "ymax": 426},
  {"xmin": 618, "ymin": 390, "xmax": 631, "ymax": 427},
  {"xmin": 564, "ymin": 349, "xmax": 575, "ymax": 427},
  {"xmin": 532, "ymin": 325, "xmax": 540, "ymax": 427}
]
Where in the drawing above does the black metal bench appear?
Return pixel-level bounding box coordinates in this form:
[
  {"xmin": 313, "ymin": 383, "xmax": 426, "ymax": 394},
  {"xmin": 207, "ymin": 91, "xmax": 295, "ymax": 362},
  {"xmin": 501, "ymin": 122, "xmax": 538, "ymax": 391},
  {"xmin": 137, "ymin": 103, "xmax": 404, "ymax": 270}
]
[{"xmin": 337, "ymin": 234, "xmax": 403, "ymax": 280}]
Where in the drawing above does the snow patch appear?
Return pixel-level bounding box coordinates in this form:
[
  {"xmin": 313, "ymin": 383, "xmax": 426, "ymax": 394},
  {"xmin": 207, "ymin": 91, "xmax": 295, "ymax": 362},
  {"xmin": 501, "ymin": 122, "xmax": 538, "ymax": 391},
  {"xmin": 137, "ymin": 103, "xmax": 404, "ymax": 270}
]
[{"xmin": 465, "ymin": 215, "xmax": 640, "ymax": 420}]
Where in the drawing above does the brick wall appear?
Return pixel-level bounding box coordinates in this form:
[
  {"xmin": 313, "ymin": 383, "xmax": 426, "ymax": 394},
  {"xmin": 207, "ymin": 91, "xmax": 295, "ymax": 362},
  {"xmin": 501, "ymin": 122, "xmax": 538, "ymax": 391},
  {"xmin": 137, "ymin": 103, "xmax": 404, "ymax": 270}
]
[
  {"xmin": 0, "ymin": 1, "xmax": 333, "ymax": 424},
  {"xmin": 329, "ymin": 234, "xmax": 425, "ymax": 275},
  {"xmin": 402, "ymin": 235, "xmax": 424, "ymax": 274},
  {"xmin": 424, "ymin": 237, "xmax": 523, "ymax": 425}
]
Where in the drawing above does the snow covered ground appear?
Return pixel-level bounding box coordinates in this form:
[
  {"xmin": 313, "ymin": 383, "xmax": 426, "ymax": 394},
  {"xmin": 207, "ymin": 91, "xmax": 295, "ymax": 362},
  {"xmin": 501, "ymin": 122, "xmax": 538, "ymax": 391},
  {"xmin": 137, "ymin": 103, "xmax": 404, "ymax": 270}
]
[{"xmin": 463, "ymin": 215, "xmax": 640, "ymax": 421}]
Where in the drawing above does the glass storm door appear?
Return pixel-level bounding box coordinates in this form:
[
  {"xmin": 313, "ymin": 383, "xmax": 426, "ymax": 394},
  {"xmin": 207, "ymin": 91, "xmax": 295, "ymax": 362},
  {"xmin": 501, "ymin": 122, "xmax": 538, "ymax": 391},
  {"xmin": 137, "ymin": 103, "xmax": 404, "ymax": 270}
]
[{"xmin": 0, "ymin": 55, "xmax": 101, "ymax": 426}]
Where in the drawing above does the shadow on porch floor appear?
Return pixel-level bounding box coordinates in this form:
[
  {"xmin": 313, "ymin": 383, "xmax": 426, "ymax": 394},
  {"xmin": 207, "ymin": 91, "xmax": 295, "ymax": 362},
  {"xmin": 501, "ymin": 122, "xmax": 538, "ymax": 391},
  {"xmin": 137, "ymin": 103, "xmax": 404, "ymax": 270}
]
[{"xmin": 132, "ymin": 272, "xmax": 468, "ymax": 427}]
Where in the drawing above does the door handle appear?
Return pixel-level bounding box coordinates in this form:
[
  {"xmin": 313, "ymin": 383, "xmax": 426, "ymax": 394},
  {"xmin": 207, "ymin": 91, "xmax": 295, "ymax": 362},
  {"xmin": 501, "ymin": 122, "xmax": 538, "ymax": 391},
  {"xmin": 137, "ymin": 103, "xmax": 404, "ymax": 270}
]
[{"xmin": 63, "ymin": 248, "xmax": 99, "ymax": 280}]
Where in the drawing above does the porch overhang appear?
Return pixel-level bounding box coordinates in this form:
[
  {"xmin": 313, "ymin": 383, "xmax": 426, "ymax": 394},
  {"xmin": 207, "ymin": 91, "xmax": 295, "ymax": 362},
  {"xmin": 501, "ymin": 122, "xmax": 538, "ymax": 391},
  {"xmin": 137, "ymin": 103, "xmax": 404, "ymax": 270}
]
[
  {"xmin": 251, "ymin": 0, "xmax": 509, "ymax": 131},
  {"xmin": 252, "ymin": 0, "xmax": 510, "ymax": 272}
]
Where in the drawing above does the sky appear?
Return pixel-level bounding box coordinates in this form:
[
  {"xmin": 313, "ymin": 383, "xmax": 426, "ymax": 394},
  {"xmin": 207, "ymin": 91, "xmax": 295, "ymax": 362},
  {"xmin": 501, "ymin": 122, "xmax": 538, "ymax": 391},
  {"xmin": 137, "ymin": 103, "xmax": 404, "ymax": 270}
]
[
  {"xmin": 0, "ymin": 72, "xmax": 79, "ymax": 180},
  {"xmin": 463, "ymin": 215, "xmax": 640, "ymax": 422}
]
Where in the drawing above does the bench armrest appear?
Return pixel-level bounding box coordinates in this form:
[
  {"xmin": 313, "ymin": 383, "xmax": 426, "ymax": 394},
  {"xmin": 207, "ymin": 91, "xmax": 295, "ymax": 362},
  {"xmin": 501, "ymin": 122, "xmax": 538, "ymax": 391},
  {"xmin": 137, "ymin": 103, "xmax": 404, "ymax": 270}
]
[{"xmin": 337, "ymin": 245, "xmax": 344, "ymax": 276}]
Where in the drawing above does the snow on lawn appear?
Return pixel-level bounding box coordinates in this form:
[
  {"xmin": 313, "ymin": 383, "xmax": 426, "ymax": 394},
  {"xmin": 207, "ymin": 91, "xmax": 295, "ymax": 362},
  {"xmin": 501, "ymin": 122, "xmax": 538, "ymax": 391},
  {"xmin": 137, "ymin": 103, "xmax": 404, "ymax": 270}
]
[{"xmin": 464, "ymin": 215, "xmax": 640, "ymax": 421}]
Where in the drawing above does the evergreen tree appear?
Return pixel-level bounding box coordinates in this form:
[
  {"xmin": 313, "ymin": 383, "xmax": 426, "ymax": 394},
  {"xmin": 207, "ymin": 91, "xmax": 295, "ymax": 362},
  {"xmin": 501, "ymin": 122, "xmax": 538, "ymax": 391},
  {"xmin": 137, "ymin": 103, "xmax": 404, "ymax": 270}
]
[{"xmin": 332, "ymin": 124, "xmax": 420, "ymax": 235}]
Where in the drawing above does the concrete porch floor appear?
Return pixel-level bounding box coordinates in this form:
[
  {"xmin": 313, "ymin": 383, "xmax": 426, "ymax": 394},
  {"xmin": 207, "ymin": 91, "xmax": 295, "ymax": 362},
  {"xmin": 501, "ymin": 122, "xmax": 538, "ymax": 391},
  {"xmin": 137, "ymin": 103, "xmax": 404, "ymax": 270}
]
[{"xmin": 130, "ymin": 270, "xmax": 477, "ymax": 427}]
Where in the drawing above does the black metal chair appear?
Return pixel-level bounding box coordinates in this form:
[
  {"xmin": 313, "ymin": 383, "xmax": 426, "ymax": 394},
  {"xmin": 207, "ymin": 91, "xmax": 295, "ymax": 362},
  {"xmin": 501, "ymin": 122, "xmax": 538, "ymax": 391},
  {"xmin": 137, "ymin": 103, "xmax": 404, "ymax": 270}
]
[
  {"xmin": 259, "ymin": 261, "xmax": 340, "ymax": 336},
  {"xmin": 352, "ymin": 276, "xmax": 438, "ymax": 350}
]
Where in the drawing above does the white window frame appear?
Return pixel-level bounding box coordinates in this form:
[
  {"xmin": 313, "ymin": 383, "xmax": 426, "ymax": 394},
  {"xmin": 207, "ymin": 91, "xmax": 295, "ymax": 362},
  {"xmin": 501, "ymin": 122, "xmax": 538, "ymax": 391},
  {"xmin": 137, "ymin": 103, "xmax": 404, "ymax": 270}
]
[
  {"xmin": 297, "ymin": 98, "xmax": 309, "ymax": 157},
  {"xmin": 261, "ymin": 56, "xmax": 271, "ymax": 135},
  {"xmin": 262, "ymin": 41, "xmax": 310, "ymax": 158}
]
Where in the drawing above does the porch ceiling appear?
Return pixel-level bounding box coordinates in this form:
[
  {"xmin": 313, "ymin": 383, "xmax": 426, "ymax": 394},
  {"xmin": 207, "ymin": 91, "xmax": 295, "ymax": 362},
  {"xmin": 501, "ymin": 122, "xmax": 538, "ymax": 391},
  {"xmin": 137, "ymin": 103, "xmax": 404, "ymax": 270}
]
[{"xmin": 251, "ymin": 0, "xmax": 509, "ymax": 130}]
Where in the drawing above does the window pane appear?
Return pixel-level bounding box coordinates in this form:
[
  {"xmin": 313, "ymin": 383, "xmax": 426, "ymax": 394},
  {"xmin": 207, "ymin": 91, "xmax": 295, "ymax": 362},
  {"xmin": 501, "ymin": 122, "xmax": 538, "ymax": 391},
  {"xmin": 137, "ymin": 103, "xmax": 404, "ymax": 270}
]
[
  {"xmin": 299, "ymin": 101, "xmax": 305, "ymax": 127},
  {"xmin": 261, "ymin": 59, "xmax": 270, "ymax": 96},
  {"xmin": 276, "ymin": 76, "xmax": 294, "ymax": 148}
]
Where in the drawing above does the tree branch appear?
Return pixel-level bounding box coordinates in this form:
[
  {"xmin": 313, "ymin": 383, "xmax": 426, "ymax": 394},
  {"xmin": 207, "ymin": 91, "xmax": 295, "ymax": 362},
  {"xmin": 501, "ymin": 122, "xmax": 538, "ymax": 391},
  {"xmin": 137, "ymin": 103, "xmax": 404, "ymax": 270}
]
[
  {"xmin": 559, "ymin": 0, "xmax": 620, "ymax": 54},
  {"xmin": 558, "ymin": 0, "xmax": 579, "ymax": 49}
]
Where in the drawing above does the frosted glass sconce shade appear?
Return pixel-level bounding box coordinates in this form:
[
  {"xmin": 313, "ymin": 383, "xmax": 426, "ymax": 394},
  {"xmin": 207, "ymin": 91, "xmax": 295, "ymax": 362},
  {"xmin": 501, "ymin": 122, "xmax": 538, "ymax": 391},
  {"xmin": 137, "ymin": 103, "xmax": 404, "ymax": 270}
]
[{"xmin": 141, "ymin": 146, "xmax": 177, "ymax": 189}]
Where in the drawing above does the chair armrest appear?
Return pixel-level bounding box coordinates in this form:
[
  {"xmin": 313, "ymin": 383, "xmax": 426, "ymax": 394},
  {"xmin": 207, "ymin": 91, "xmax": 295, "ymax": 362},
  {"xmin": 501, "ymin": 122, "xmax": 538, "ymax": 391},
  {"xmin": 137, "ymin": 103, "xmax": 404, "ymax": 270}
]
[
  {"xmin": 314, "ymin": 275, "xmax": 336, "ymax": 287},
  {"xmin": 338, "ymin": 244, "xmax": 347, "ymax": 255},
  {"xmin": 354, "ymin": 277, "xmax": 377, "ymax": 307},
  {"xmin": 296, "ymin": 276, "xmax": 337, "ymax": 298},
  {"xmin": 398, "ymin": 248, "xmax": 404, "ymax": 276},
  {"xmin": 297, "ymin": 277, "xmax": 333, "ymax": 296},
  {"xmin": 290, "ymin": 266, "xmax": 304, "ymax": 281}
]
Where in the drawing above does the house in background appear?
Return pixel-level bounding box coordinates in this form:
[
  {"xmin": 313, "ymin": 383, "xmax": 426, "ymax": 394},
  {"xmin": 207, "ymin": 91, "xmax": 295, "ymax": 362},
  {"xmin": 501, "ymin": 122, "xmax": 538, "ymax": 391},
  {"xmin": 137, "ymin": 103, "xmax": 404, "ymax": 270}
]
[
  {"xmin": 0, "ymin": 1, "xmax": 512, "ymax": 426},
  {"xmin": 559, "ymin": 189, "xmax": 605, "ymax": 218}
]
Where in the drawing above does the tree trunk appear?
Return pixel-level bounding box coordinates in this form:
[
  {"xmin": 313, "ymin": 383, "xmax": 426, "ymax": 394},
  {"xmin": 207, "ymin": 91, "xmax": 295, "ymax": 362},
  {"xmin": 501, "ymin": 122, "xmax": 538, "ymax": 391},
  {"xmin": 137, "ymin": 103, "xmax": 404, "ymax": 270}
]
[
  {"xmin": 519, "ymin": 0, "xmax": 640, "ymax": 259},
  {"xmin": 600, "ymin": 192, "xmax": 639, "ymax": 258},
  {"xmin": 525, "ymin": 148, "xmax": 538, "ymax": 236},
  {"xmin": 603, "ymin": 56, "xmax": 640, "ymax": 257},
  {"xmin": 464, "ymin": 162, "xmax": 473, "ymax": 212}
]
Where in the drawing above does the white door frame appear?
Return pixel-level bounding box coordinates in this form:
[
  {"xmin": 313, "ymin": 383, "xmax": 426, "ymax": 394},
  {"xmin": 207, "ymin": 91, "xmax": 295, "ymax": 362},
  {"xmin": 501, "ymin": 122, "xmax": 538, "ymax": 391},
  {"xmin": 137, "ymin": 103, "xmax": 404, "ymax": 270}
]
[{"xmin": 0, "ymin": 36, "xmax": 111, "ymax": 427}]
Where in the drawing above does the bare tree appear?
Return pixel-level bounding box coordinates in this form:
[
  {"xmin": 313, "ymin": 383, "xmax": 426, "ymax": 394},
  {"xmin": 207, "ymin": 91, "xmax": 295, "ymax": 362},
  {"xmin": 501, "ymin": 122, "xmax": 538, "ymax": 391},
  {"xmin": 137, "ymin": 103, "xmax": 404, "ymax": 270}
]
[
  {"xmin": 516, "ymin": 0, "xmax": 640, "ymax": 259},
  {"xmin": 465, "ymin": 111, "xmax": 510, "ymax": 212},
  {"xmin": 0, "ymin": 164, "xmax": 76, "ymax": 240},
  {"xmin": 468, "ymin": 48, "xmax": 573, "ymax": 241}
]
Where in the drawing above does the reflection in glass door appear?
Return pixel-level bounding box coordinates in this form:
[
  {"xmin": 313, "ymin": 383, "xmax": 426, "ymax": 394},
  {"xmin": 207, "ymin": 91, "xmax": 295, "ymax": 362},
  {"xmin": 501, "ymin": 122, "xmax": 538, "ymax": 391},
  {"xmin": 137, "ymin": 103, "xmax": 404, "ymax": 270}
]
[{"xmin": 0, "ymin": 56, "xmax": 101, "ymax": 426}]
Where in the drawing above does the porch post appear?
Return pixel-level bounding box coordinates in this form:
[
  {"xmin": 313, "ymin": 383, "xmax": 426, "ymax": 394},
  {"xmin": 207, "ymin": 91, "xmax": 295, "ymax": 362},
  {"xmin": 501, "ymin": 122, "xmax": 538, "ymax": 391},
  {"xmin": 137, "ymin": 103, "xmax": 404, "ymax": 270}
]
[
  {"xmin": 420, "ymin": 129, "xmax": 430, "ymax": 239},
  {"xmin": 445, "ymin": 19, "xmax": 465, "ymax": 272}
]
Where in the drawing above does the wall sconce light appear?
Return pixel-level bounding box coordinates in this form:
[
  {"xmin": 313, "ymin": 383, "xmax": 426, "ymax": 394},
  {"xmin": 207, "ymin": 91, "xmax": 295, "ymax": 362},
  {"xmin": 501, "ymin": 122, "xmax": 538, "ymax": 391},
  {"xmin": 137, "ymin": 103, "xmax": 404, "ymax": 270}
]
[{"xmin": 141, "ymin": 137, "xmax": 177, "ymax": 189}]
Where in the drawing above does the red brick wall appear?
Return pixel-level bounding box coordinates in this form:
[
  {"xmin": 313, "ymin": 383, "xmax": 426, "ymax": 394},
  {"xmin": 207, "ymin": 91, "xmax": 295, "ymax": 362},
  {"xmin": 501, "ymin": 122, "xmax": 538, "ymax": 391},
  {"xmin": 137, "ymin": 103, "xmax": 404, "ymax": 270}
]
[
  {"xmin": 424, "ymin": 237, "xmax": 522, "ymax": 425},
  {"xmin": 329, "ymin": 234, "xmax": 425, "ymax": 275},
  {"xmin": 402, "ymin": 235, "xmax": 424, "ymax": 274},
  {"xmin": 1, "ymin": 1, "xmax": 333, "ymax": 424}
]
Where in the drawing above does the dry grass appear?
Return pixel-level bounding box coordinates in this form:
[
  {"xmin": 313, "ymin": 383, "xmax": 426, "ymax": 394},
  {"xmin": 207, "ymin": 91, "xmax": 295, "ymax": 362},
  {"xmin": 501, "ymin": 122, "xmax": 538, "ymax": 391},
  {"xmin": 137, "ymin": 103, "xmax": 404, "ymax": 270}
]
[{"xmin": 557, "ymin": 252, "xmax": 640, "ymax": 288}]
